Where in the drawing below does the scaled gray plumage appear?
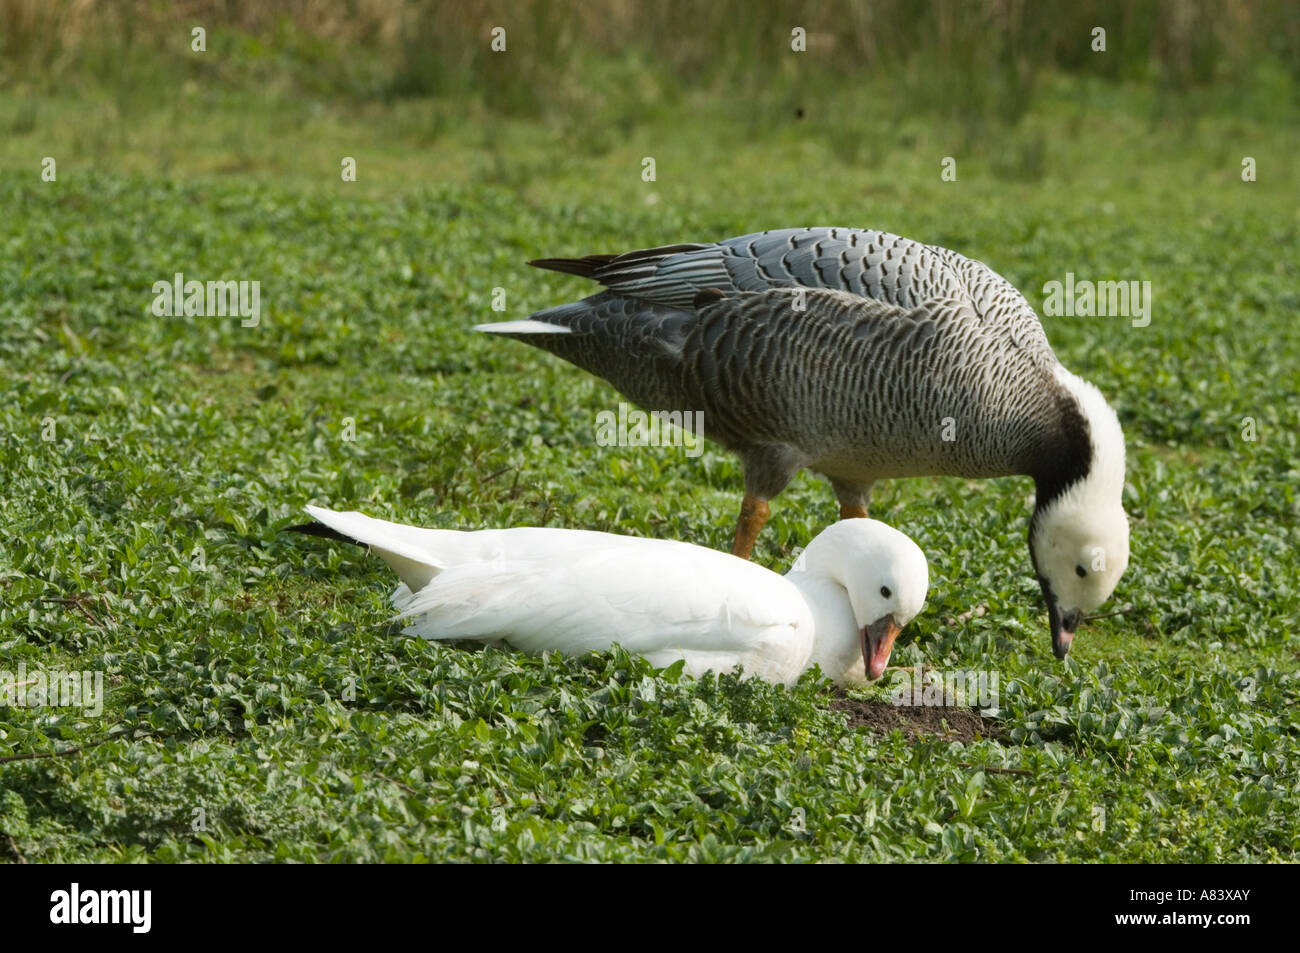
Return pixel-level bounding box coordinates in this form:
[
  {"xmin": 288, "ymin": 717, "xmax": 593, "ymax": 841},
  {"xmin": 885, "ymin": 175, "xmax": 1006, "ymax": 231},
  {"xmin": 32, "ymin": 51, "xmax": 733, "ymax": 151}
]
[{"xmin": 505, "ymin": 227, "xmax": 1088, "ymax": 510}]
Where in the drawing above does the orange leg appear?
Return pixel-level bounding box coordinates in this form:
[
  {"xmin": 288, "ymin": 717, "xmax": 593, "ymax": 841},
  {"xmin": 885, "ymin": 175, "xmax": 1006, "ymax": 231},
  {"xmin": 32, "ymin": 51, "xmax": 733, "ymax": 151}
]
[
  {"xmin": 731, "ymin": 495, "xmax": 771, "ymax": 560},
  {"xmin": 839, "ymin": 503, "xmax": 869, "ymax": 520}
]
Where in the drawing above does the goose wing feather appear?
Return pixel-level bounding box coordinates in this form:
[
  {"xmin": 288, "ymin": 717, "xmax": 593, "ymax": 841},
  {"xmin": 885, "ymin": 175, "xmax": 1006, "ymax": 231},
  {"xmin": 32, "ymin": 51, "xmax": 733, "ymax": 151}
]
[
  {"xmin": 537, "ymin": 226, "xmax": 1055, "ymax": 367},
  {"xmin": 392, "ymin": 531, "xmax": 815, "ymax": 683}
]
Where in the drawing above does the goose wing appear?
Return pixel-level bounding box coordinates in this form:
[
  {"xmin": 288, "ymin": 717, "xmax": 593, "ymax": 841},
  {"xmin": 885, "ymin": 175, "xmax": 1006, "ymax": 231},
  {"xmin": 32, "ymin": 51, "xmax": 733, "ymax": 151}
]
[
  {"xmin": 394, "ymin": 532, "xmax": 815, "ymax": 683},
  {"xmin": 531, "ymin": 226, "xmax": 1055, "ymax": 366},
  {"xmin": 668, "ymin": 288, "xmax": 1064, "ymax": 475}
]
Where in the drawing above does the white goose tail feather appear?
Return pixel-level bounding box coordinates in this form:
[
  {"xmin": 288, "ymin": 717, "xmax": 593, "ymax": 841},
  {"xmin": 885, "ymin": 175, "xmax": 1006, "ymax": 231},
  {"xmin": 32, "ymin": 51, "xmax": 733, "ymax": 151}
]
[
  {"xmin": 304, "ymin": 506, "xmax": 446, "ymax": 593},
  {"xmin": 473, "ymin": 320, "xmax": 572, "ymax": 335}
]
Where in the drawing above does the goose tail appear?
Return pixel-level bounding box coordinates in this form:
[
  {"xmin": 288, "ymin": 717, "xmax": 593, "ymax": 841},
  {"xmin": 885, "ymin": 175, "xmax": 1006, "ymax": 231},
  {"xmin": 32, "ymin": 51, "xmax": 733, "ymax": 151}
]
[
  {"xmin": 473, "ymin": 319, "xmax": 572, "ymax": 335},
  {"xmin": 294, "ymin": 506, "xmax": 447, "ymax": 593}
]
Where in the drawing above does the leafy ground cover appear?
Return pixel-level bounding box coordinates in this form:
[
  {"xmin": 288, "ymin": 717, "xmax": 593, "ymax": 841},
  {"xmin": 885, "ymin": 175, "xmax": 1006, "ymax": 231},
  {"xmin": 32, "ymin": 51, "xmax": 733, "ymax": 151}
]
[{"xmin": 0, "ymin": 64, "xmax": 1297, "ymax": 861}]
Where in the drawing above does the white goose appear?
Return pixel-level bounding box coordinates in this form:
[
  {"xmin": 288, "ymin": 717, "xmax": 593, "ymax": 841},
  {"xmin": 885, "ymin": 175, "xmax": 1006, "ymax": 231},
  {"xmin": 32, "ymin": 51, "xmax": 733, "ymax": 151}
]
[{"xmin": 297, "ymin": 506, "xmax": 929, "ymax": 685}]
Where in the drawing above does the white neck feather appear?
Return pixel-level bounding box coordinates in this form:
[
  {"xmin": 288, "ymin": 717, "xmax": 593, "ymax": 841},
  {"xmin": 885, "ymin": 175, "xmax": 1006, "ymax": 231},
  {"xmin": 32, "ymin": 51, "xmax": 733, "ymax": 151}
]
[
  {"xmin": 1051, "ymin": 364, "xmax": 1127, "ymax": 510},
  {"xmin": 784, "ymin": 570, "xmax": 861, "ymax": 683}
]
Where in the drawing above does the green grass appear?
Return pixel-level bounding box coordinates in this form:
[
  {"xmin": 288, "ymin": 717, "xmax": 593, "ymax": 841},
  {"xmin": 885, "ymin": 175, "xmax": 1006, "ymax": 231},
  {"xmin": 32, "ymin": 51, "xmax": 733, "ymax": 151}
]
[{"xmin": 0, "ymin": 73, "xmax": 1298, "ymax": 862}]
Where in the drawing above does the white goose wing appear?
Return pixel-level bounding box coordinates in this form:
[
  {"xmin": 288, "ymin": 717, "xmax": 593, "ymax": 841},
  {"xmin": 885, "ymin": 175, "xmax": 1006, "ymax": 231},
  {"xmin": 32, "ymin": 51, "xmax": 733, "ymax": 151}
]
[{"xmin": 395, "ymin": 532, "xmax": 815, "ymax": 685}]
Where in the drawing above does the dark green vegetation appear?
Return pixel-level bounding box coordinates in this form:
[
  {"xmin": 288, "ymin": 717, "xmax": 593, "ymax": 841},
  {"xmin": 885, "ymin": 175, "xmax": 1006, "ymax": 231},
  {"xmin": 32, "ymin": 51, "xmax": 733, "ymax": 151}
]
[{"xmin": 1, "ymin": 1, "xmax": 1298, "ymax": 862}]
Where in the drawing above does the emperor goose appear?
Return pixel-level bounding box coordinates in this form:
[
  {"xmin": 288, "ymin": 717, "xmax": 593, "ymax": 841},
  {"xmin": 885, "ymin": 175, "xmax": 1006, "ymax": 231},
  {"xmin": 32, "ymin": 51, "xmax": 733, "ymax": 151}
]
[
  {"xmin": 294, "ymin": 506, "xmax": 929, "ymax": 683},
  {"xmin": 476, "ymin": 226, "xmax": 1130, "ymax": 660}
]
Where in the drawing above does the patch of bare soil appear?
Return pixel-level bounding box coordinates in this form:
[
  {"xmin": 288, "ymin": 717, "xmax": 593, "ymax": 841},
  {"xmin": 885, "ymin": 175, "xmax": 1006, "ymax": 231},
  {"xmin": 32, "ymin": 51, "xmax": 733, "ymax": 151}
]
[{"xmin": 828, "ymin": 692, "xmax": 1004, "ymax": 744}]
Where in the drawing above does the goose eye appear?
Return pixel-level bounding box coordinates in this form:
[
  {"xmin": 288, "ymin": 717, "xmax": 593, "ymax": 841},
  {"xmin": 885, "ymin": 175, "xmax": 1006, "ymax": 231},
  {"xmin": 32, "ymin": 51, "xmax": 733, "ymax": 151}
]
[
  {"xmin": 1075, "ymin": 565, "xmax": 1087, "ymax": 578},
  {"xmin": 880, "ymin": 586, "xmax": 892, "ymax": 599}
]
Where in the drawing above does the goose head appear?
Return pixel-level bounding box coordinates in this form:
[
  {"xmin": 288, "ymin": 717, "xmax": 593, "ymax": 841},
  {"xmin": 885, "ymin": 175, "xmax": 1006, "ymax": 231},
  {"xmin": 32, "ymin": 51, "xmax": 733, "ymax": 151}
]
[
  {"xmin": 794, "ymin": 520, "xmax": 929, "ymax": 680},
  {"xmin": 1030, "ymin": 364, "xmax": 1132, "ymax": 660},
  {"xmin": 1029, "ymin": 496, "xmax": 1130, "ymax": 659}
]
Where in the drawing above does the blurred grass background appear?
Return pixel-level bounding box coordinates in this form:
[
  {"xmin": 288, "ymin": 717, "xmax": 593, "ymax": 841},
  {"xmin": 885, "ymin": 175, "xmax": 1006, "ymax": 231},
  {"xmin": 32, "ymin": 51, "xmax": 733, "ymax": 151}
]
[
  {"xmin": 2, "ymin": 0, "xmax": 1297, "ymax": 190},
  {"xmin": 4, "ymin": 0, "xmax": 1299, "ymax": 110}
]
